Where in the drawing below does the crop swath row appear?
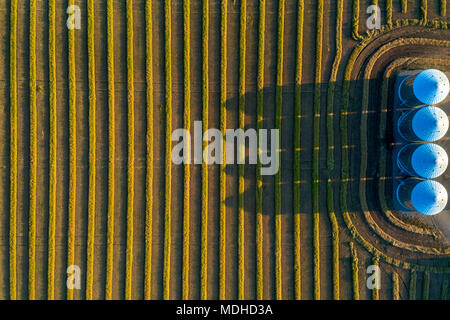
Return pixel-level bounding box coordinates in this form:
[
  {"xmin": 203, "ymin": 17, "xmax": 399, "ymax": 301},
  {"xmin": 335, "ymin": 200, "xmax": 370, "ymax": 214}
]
[
  {"xmin": 201, "ymin": 0, "xmax": 209, "ymax": 300},
  {"xmin": 86, "ymin": 0, "xmax": 96, "ymax": 301},
  {"xmin": 67, "ymin": 0, "xmax": 77, "ymax": 301},
  {"xmin": 293, "ymin": 0, "xmax": 303, "ymax": 301},
  {"xmin": 144, "ymin": 0, "xmax": 154, "ymax": 301},
  {"xmin": 238, "ymin": 0, "xmax": 246, "ymax": 300},
  {"xmin": 126, "ymin": 0, "xmax": 135, "ymax": 300},
  {"xmin": 274, "ymin": 0, "xmax": 285, "ymax": 301},
  {"xmin": 48, "ymin": 0, "xmax": 57, "ymax": 301},
  {"xmin": 164, "ymin": 0, "xmax": 172, "ymax": 301},
  {"xmin": 9, "ymin": 0, "xmax": 17, "ymax": 301},
  {"xmin": 105, "ymin": 0, "xmax": 115, "ymax": 300},
  {"xmin": 219, "ymin": 0, "xmax": 227, "ymax": 301},
  {"xmin": 182, "ymin": 0, "xmax": 191, "ymax": 301},
  {"xmin": 312, "ymin": 0, "xmax": 324, "ymax": 301},
  {"xmin": 29, "ymin": 0, "xmax": 37, "ymax": 301},
  {"xmin": 326, "ymin": 0, "xmax": 343, "ymax": 300}
]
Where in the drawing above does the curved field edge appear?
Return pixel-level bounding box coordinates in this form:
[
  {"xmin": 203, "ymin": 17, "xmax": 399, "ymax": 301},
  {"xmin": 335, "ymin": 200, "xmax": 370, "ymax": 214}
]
[
  {"xmin": 340, "ymin": 31, "xmax": 450, "ymax": 273},
  {"xmin": 378, "ymin": 57, "xmax": 450, "ymax": 240},
  {"xmin": 359, "ymin": 37, "xmax": 450, "ymax": 255}
]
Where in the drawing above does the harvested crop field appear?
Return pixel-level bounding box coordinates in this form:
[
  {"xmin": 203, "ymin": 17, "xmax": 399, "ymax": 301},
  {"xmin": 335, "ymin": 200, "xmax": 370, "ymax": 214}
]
[{"xmin": 0, "ymin": 0, "xmax": 449, "ymax": 300}]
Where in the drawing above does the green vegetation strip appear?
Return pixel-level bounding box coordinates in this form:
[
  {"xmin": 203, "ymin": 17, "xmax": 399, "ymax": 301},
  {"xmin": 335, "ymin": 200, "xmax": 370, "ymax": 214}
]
[
  {"xmin": 164, "ymin": 0, "xmax": 172, "ymax": 301},
  {"xmin": 409, "ymin": 269, "xmax": 417, "ymax": 300},
  {"xmin": 422, "ymin": 271, "xmax": 430, "ymax": 300},
  {"xmin": 441, "ymin": 276, "xmax": 448, "ymax": 299},
  {"xmin": 392, "ymin": 272, "xmax": 399, "ymax": 300},
  {"xmin": 326, "ymin": 0, "xmax": 343, "ymax": 300},
  {"xmin": 293, "ymin": 0, "xmax": 303, "ymax": 301},
  {"xmin": 86, "ymin": 0, "xmax": 96, "ymax": 300},
  {"xmin": 144, "ymin": 0, "xmax": 153, "ymax": 301},
  {"xmin": 275, "ymin": 0, "xmax": 285, "ymax": 300},
  {"xmin": 238, "ymin": 0, "xmax": 246, "ymax": 300},
  {"xmin": 312, "ymin": 0, "xmax": 324, "ymax": 301},
  {"xmin": 182, "ymin": 0, "xmax": 191, "ymax": 301},
  {"xmin": 48, "ymin": 0, "xmax": 57, "ymax": 300},
  {"xmin": 9, "ymin": 0, "xmax": 17, "ymax": 301},
  {"xmin": 349, "ymin": 242, "xmax": 359, "ymax": 300},
  {"xmin": 201, "ymin": 0, "xmax": 208, "ymax": 300},
  {"xmin": 67, "ymin": 0, "xmax": 77, "ymax": 301},
  {"xmin": 106, "ymin": 0, "xmax": 115, "ymax": 300},
  {"xmin": 219, "ymin": 0, "xmax": 227, "ymax": 301},
  {"xmin": 29, "ymin": 0, "xmax": 37, "ymax": 300},
  {"xmin": 328, "ymin": 181, "xmax": 339, "ymax": 300}
]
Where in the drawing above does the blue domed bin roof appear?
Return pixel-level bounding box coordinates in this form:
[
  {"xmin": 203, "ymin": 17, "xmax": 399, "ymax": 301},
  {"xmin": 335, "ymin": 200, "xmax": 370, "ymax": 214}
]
[
  {"xmin": 411, "ymin": 143, "xmax": 448, "ymax": 179},
  {"xmin": 413, "ymin": 69, "xmax": 450, "ymax": 105},
  {"xmin": 411, "ymin": 180, "xmax": 448, "ymax": 215},
  {"xmin": 412, "ymin": 106, "xmax": 449, "ymax": 141}
]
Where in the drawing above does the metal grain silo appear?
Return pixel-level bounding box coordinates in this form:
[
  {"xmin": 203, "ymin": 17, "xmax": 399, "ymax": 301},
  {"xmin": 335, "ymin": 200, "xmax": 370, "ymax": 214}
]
[
  {"xmin": 396, "ymin": 179, "xmax": 448, "ymax": 215},
  {"xmin": 397, "ymin": 143, "xmax": 448, "ymax": 179},
  {"xmin": 397, "ymin": 106, "xmax": 449, "ymax": 142},
  {"xmin": 399, "ymin": 69, "xmax": 449, "ymax": 106}
]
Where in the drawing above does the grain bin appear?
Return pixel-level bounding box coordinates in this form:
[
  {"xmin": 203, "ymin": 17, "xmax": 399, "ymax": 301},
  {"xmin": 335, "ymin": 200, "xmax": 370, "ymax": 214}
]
[
  {"xmin": 396, "ymin": 178, "xmax": 448, "ymax": 215},
  {"xmin": 397, "ymin": 143, "xmax": 448, "ymax": 179},
  {"xmin": 399, "ymin": 69, "xmax": 449, "ymax": 106},
  {"xmin": 397, "ymin": 106, "xmax": 449, "ymax": 142}
]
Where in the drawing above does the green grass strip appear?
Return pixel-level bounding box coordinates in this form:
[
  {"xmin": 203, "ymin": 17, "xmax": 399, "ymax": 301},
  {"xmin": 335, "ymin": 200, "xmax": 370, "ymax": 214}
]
[
  {"xmin": 125, "ymin": 0, "xmax": 135, "ymax": 301},
  {"xmin": 401, "ymin": 0, "xmax": 408, "ymax": 13},
  {"xmin": 349, "ymin": 242, "xmax": 360, "ymax": 300},
  {"xmin": 144, "ymin": 0, "xmax": 154, "ymax": 301},
  {"xmin": 293, "ymin": 0, "xmax": 303, "ymax": 301},
  {"xmin": 441, "ymin": 0, "xmax": 447, "ymax": 17},
  {"xmin": 29, "ymin": 0, "xmax": 37, "ymax": 300},
  {"xmin": 256, "ymin": 0, "xmax": 265, "ymax": 301},
  {"xmin": 163, "ymin": 0, "xmax": 172, "ymax": 301},
  {"xmin": 326, "ymin": 0, "xmax": 342, "ymax": 300},
  {"xmin": 182, "ymin": 0, "xmax": 191, "ymax": 300},
  {"xmin": 9, "ymin": 0, "xmax": 17, "ymax": 301},
  {"xmin": 312, "ymin": 0, "xmax": 323, "ymax": 301},
  {"xmin": 219, "ymin": 0, "xmax": 227, "ymax": 300},
  {"xmin": 67, "ymin": 0, "xmax": 77, "ymax": 301},
  {"xmin": 105, "ymin": 0, "xmax": 115, "ymax": 300},
  {"xmin": 238, "ymin": 0, "xmax": 246, "ymax": 301},
  {"xmin": 328, "ymin": 181, "xmax": 339, "ymax": 300},
  {"xmin": 422, "ymin": 271, "xmax": 430, "ymax": 300},
  {"xmin": 392, "ymin": 272, "xmax": 399, "ymax": 300},
  {"xmin": 48, "ymin": 0, "xmax": 57, "ymax": 300},
  {"xmin": 441, "ymin": 276, "xmax": 448, "ymax": 299},
  {"xmin": 201, "ymin": 0, "xmax": 208, "ymax": 300},
  {"xmin": 409, "ymin": 269, "xmax": 417, "ymax": 300},
  {"xmin": 86, "ymin": 0, "xmax": 96, "ymax": 300},
  {"xmin": 275, "ymin": 0, "xmax": 285, "ymax": 300}
]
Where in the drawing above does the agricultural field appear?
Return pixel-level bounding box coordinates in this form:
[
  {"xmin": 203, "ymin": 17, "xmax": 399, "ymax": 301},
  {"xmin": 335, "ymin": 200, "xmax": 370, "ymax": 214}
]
[{"xmin": 0, "ymin": 0, "xmax": 448, "ymax": 301}]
